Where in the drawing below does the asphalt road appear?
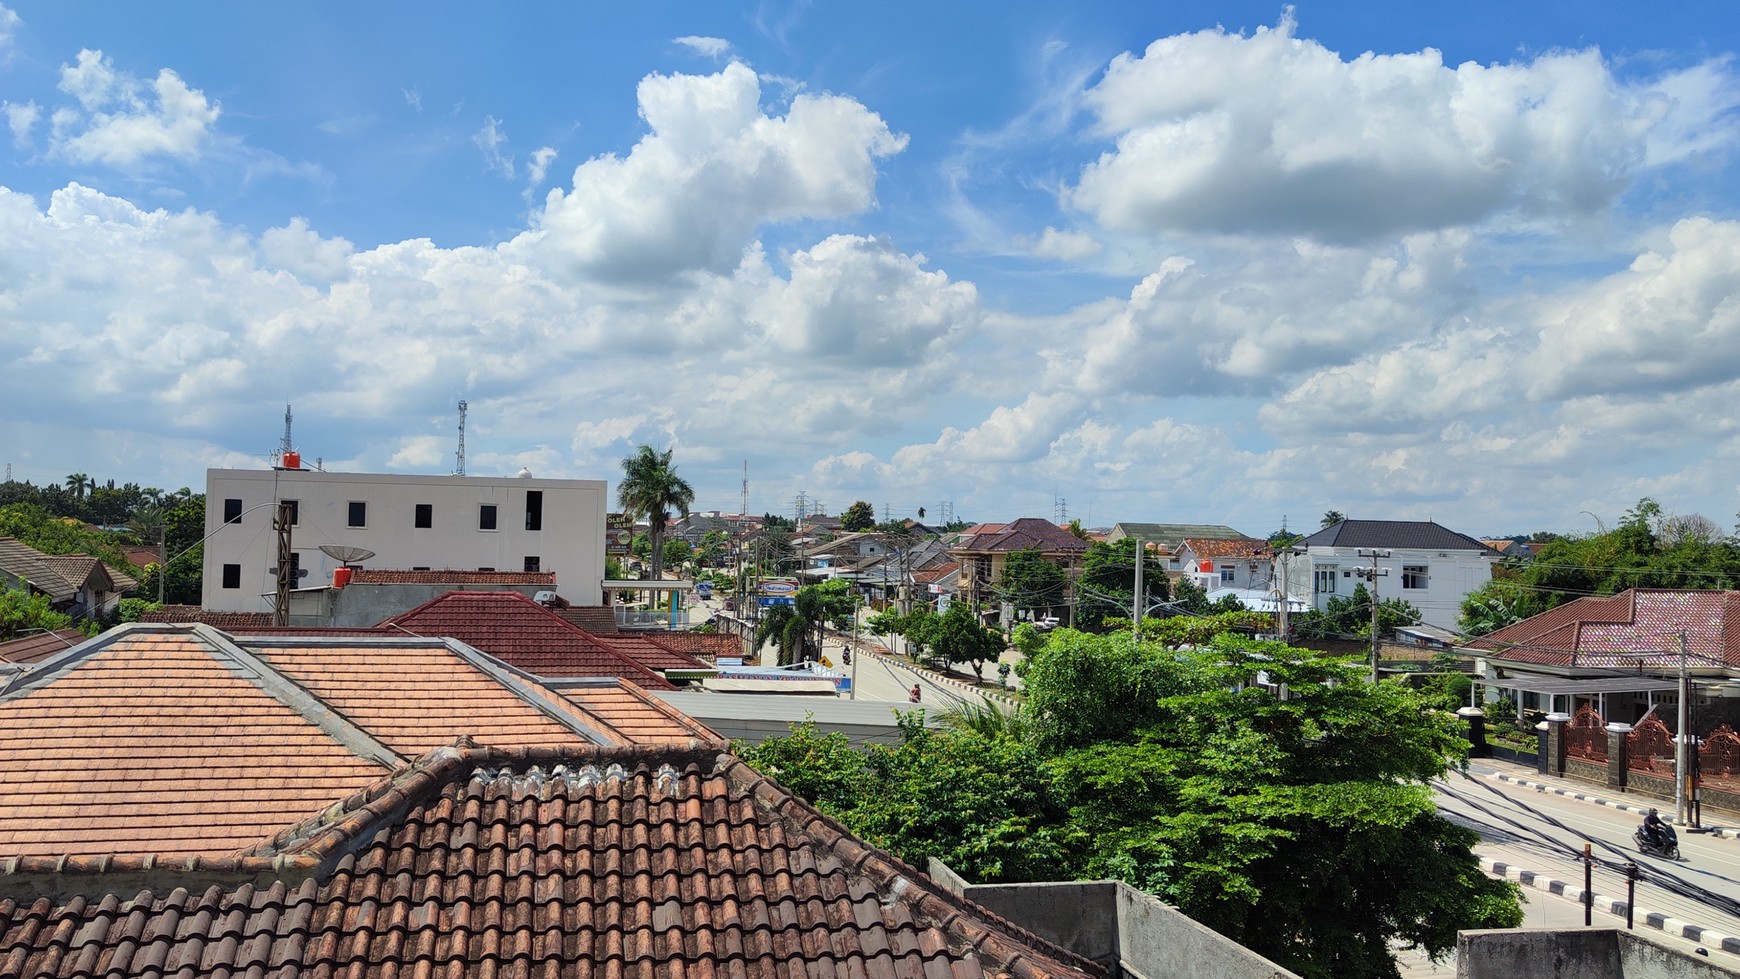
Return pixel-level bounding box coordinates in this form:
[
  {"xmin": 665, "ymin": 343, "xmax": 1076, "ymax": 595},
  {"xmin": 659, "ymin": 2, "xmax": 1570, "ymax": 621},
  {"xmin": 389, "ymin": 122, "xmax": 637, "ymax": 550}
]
[{"xmin": 1435, "ymin": 762, "xmax": 1740, "ymax": 960}]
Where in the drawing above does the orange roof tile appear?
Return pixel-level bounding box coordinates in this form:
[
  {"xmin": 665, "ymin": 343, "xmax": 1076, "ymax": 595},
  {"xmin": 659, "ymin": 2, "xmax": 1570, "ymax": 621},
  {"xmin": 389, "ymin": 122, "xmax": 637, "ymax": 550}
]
[{"xmin": 561, "ymin": 680, "xmax": 721, "ymax": 743}]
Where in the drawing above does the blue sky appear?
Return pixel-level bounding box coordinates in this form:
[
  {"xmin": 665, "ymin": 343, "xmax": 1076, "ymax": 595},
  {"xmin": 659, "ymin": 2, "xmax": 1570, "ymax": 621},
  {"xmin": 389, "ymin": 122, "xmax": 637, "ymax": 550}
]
[{"xmin": 2, "ymin": 2, "xmax": 1739, "ymax": 537}]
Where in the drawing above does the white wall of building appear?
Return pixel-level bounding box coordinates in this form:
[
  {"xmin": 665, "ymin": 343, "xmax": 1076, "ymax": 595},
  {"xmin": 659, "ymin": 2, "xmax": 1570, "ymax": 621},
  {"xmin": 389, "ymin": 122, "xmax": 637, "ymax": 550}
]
[
  {"xmin": 202, "ymin": 468, "xmax": 607, "ymax": 612},
  {"xmin": 1286, "ymin": 546, "xmax": 1493, "ymax": 631}
]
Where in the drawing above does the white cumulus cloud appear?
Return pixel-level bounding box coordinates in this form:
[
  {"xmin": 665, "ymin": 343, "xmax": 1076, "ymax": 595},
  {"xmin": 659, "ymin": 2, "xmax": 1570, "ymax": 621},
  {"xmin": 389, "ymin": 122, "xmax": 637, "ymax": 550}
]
[
  {"xmin": 674, "ymin": 36, "xmax": 731, "ymax": 59},
  {"xmin": 3, "ymin": 100, "xmax": 36, "ymax": 147},
  {"xmin": 1069, "ymin": 14, "xmax": 1736, "ymax": 241},
  {"xmin": 531, "ymin": 62, "xmax": 908, "ymax": 281},
  {"xmin": 53, "ymin": 49, "xmax": 220, "ymax": 167}
]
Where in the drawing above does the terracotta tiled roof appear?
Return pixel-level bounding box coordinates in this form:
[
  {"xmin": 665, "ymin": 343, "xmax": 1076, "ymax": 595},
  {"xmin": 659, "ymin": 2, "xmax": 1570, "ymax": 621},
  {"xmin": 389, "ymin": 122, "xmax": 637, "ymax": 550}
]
[
  {"xmin": 1181, "ymin": 537, "xmax": 1271, "ymax": 559},
  {"xmin": 1468, "ymin": 589, "xmax": 1740, "ymax": 669},
  {"xmin": 554, "ymin": 605, "xmax": 620, "ymax": 633},
  {"xmin": 0, "ymin": 624, "xmax": 692, "ymax": 861},
  {"xmin": 0, "ymin": 744, "xmax": 1098, "ymax": 979},
  {"xmin": 0, "ymin": 629, "xmax": 84, "ymax": 665},
  {"xmin": 594, "ymin": 634, "xmax": 713, "ymax": 672},
  {"xmin": 954, "ymin": 517, "xmax": 1089, "ymax": 556},
  {"xmin": 911, "ymin": 562, "xmax": 959, "ymax": 584},
  {"xmin": 385, "ymin": 591, "xmax": 678, "ymax": 689},
  {"xmin": 348, "ymin": 568, "xmax": 559, "ymax": 585},
  {"xmin": 0, "ymin": 628, "xmax": 390, "ymax": 858},
  {"xmin": 562, "ymin": 681, "xmax": 722, "ymax": 743},
  {"xmin": 138, "ymin": 606, "xmax": 275, "ymax": 628},
  {"xmin": 641, "ymin": 631, "xmax": 741, "ymax": 662}
]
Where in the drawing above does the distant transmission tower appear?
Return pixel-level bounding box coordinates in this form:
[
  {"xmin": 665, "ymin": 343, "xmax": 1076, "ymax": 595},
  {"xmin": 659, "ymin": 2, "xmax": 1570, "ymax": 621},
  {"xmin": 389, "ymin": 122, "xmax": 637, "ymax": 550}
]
[
  {"xmin": 741, "ymin": 460, "xmax": 748, "ymax": 518},
  {"xmin": 453, "ymin": 400, "xmax": 468, "ymax": 476},
  {"xmin": 281, "ymin": 403, "xmax": 294, "ymax": 455},
  {"xmin": 1054, "ymin": 496, "xmax": 1068, "ymax": 523}
]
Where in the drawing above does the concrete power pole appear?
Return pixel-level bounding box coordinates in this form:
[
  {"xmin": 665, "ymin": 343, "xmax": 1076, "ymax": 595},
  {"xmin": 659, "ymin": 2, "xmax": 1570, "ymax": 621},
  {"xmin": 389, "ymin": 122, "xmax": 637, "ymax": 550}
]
[
  {"xmin": 1132, "ymin": 537, "xmax": 1144, "ymax": 642},
  {"xmin": 1355, "ymin": 548, "xmax": 1392, "ymax": 683}
]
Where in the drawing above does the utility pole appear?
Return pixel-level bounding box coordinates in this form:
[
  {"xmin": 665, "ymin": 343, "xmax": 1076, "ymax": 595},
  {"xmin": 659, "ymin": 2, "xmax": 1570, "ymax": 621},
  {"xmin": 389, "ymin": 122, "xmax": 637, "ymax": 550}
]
[
  {"xmin": 1132, "ymin": 537, "xmax": 1145, "ymax": 641},
  {"xmin": 273, "ymin": 500, "xmax": 294, "ymax": 627},
  {"xmin": 1355, "ymin": 548, "xmax": 1391, "ymax": 683},
  {"xmin": 1275, "ymin": 546, "xmax": 1291, "ymax": 641},
  {"xmin": 1676, "ymin": 630, "xmax": 1690, "ymax": 825}
]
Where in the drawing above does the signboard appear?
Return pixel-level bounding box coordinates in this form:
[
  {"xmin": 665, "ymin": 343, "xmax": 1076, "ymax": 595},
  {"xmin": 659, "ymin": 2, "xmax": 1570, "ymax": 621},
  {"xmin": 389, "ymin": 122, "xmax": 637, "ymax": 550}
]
[
  {"xmin": 760, "ymin": 580, "xmax": 798, "ymax": 595},
  {"xmin": 606, "ymin": 512, "xmax": 636, "ymax": 555},
  {"xmin": 757, "ymin": 596, "xmax": 795, "ymax": 607}
]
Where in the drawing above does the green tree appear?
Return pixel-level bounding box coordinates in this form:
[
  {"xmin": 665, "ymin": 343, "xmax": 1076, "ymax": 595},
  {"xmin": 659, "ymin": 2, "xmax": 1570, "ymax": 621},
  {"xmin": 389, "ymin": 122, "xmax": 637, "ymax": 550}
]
[
  {"xmin": 662, "ymin": 537, "xmax": 692, "ymax": 571},
  {"xmin": 1293, "ymin": 584, "xmax": 1420, "ymax": 639},
  {"xmin": 993, "ymin": 547, "xmax": 1069, "ymax": 618},
  {"xmin": 1321, "ymin": 510, "xmax": 1347, "ymax": 528},
  {"xmin": 930, "ymin": 601, "xmax": 1004, "ymax": 678},
  {"xmin": 840, "ymin": 500, "xmax": 876, "ymax": 532},
  {"xmin": 0, "ymin": 585, "xmax": 74, "ymax": 640},
  {"xmin": 1076, "ymin": 538, "xmax": 1168, "ymax": 632},
  {"xmin": 616, "ymin": 445, "xmax": 695, "ymax": 582},
  {"xmin": 754, "ymin": 579, "xmax": 857, "ymax": 665}
]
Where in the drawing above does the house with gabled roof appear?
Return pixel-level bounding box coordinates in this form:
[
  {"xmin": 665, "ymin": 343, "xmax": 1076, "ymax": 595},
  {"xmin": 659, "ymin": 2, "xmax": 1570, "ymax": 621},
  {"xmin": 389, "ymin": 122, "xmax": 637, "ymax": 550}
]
[
  {"xmin": 1463, "ymin": 588, "xmax": 1740, "ymax": 723},
  {"xmin": 1173, "ymin": 536, "xmax": 1274, "ymax": 593},
  {"xmin": 1287, "ymin": 519, "xmax": 1497, "ymax": 631},
  {"xmin": 950, "ymin": 518, "xmax": 1090, "ymax": 614},
  {"xmin": 0, "ymin": 537, "xmax": 137, "ymax": 622}
]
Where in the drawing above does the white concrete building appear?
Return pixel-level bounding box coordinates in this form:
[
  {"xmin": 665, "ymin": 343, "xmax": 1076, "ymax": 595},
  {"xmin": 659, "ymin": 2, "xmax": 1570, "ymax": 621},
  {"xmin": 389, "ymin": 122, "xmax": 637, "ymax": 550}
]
[
  {"xmin": 1285, "ymin": 519, "xmax": 1497, "ymax": 631},
  {"xmin": 201, "ymin": 466, "xmax": 607, "ymax": 612}
]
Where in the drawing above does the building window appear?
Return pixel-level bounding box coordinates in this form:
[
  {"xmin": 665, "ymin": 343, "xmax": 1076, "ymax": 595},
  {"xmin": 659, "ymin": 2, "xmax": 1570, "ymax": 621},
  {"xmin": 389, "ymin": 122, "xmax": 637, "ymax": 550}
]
[
  {"xmin": 479, "ymin": 504, "xmax": 498, "ymax": 531},
  {"xmin": 478, "ymin": 567, "xmax": 494, "ymax": 572},
  {"xmin": 412, "ymin": 566, "xmax": 430, "ymax": 571},
  {"xmin": 279, "ymin": 500, "xmax": 300, "ymax": 526},
  {"xmin": 223, "ymin": 498, "xmax": 243, "ymax": 524},
  {"xmin": 525, "ymin": 491, "xmax": 543, "ymax": 531},
  {"xmin": 1403, "ymin": 564, "xmax": 1429, "ymax": 589},
  {"xmin": 221, "ymin": 563, "xmax": 241, "ymax": 589},
  {"xmin": 1220, "ymin": 566, "xmax": 1236, "ymax": 584},
  {"xmin": 415, "ymin": 503, "xmax": 433, "ymax": 529},
  {"xmin": 347, "ymin": 501, "xmax": 367, "ymax": 528},
  {"xmin": 524, "ymin": 556, "xmax": 541, "ymax": 572},
  {"xmin": 1315, "ymin": 568, "xmax": 1338, "ymax": 594}
]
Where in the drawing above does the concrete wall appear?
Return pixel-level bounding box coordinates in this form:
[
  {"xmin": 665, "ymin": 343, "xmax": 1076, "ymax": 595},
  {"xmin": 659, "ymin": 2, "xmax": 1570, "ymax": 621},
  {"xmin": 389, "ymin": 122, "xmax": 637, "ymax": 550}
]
[
  {"xmin": 926, "ymin": 869, "xmax": 1302, "ymax": 979},
  {"xmin": 1457, "ymin": 928, "xmax": 1740, "ymax": 978},
  {"xmin": 285, "ymin": 582, "xmax": 548, "ymax": 627},
  {"xmin": 202, "ymin": 468, "xmax": 606, "ymax": 612}
]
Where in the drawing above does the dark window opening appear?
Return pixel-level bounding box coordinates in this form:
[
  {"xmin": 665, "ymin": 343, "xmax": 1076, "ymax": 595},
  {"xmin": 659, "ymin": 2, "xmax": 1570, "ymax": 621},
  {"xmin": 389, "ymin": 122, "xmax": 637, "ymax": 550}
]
[
  {"xmin": 412, "ymin": 566, "xmax": 430, "ymax": 571},
  {"xmin": 1403, "ymin": 565, "xmax": 1429, "ymax": 589},
  {"xmin": 281, "ymin": 500, "xmax": 300, "ymax": 526},
  {"xmin": 525, "ymin": 491, "xmax": 543, "ymax": 531},
  {"xmin": 524, "ymin": 556, "xmax": 541, "ymax": 572},
  {"xmin": 348, "ymin": 501, "xmax": 367, "ymax": 528},
  {"xmin": 221, "ymin": 564, "xmax": 241, "ymax": 589},
  {"xmin": 223, "ymin": 498, "xmax": 243, "ymax": 524},
  {"xmin": 479, "ymin": 504, "xmax": 498, "ymax": 530},
  {"xmin": 415, "ymin": 503, "xmax": 433, "ymax": 529}
]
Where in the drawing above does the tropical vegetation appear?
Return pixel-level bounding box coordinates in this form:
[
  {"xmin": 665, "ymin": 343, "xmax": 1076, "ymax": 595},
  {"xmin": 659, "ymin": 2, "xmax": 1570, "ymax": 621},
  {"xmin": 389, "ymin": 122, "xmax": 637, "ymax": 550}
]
[{"xmin": 616, "ymin": 445, "xmax": 695, "ymax": 583}]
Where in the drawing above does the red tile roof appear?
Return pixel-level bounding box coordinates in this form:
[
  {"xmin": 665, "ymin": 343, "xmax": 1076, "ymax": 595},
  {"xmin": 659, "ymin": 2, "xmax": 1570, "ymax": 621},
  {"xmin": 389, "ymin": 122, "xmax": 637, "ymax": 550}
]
[
  {"xmin": 385, "ymin": 591, "xmax": 679, "ymax": 689},
  {"xmin": 0, "ymin": 624, "xmax": 703, "ymax": 861},
  {"xmin": 954, "ymin": 517, "xmax": 1089, "ymax": 556},
  {"xmin": 138, "ymin": 606, "xmax": 275, "ymax": 628},
  {"xmin": 0, "ymin": 628, "xmax": 84, "ymax": 665},
  {"xmin": 1181, "ymin": 537, "xmax": 1271, "ymax": 559},
  {"xmin": 0, "ymin": 744, "xmax": 1098, "ymax": 979},
  {"xmin": 349, "ymin": 568, "xmax": 558, "ymax": 585},
  {"xmin": 562, "ymin": 681, "xmax": 722, "ymax": 743},
  {"xmin": 1468, "ymin": 589, "xmax": 1740, "ymax": 669},
  {"xmin": 594, "ymin": 634, "xmax": 713, "ymax": 672},
  {"xmin": 643, "ymin": 631, "xmax": 741, "ymax": 662}
]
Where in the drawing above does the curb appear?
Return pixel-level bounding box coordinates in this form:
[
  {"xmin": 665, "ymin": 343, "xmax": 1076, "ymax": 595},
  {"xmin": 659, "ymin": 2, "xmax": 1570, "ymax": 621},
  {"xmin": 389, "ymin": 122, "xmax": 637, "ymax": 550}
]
[
  {"xmin": 854, "ymin": 642, "xmax": 1019, "ymax": 709},
  {"xmin": 1483, "ymin": 857, "xmax": 1740, "ymax": 955},
  {"xmin": 1487, "ymin": 771, "xmax": 1739, "ymax": 839}
]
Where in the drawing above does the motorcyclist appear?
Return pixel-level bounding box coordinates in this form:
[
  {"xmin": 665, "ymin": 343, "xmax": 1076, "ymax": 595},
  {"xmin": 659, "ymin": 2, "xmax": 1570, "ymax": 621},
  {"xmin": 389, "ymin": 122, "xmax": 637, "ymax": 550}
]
[{"xmin": 1643, "ymin": 807, "xmax": 1667, "ymax": 847}]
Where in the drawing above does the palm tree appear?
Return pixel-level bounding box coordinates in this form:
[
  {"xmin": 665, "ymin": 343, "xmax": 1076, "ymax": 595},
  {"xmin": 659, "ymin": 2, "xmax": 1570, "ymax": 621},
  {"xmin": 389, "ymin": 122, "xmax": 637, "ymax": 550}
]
[
  {"xmin": 65, "ymin": 473, "xmax": 90, "ymax": 501},
  {"xmin": 616, "ymin": 445, "xmax": 695, "ymax": 582},
  {"xmin": 1321, "ymin": 510, "xmax": 1347, "ymax": 528}
]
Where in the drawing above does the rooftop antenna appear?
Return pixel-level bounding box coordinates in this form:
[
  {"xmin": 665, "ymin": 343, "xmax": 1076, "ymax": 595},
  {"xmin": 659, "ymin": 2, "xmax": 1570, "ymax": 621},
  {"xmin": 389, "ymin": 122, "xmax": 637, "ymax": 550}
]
[
  {"xmin": 454, "ymin": 400, "xmax": 468, "ymax": 476},
  {"xmin": 281, "ymin": 403, "xmax": 294, "ymax": 456}
]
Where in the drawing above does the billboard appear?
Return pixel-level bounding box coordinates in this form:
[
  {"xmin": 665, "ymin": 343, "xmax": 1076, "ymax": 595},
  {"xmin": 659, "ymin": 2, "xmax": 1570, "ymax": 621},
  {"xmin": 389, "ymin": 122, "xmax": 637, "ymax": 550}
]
[{"xmin": 606, "ymin": 512, "xmax": 636, "ymax": 555}]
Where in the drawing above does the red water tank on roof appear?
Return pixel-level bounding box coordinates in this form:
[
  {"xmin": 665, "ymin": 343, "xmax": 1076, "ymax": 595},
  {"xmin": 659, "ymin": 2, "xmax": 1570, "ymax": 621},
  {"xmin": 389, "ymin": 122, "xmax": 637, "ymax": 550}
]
[
  {"xmin": 333, "ymin": 566, "xmax": 353, "ymax": 588},
  {"xmin": 282, "ymin": 450, "xmax": 301, "ymax": 469}
]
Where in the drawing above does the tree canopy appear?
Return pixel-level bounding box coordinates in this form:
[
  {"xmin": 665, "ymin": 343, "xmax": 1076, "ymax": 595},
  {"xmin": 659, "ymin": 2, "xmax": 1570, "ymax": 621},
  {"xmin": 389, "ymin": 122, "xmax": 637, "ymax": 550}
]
[
  {"xmin": 1075, "ymin": 538, "xmax": 1168, "ymax": 632},
  {"xmin": 616, "ymin": 445, "xmax": 694, "ymax": 582},
  {"xmin": 740, "ymin": 625, "xmax": 1520, "ymax": 979},
  {"xmin": 992, "ymin": 547, "xmax": 1069, "ymax": 617},
  {"xmin": 840, "ymin": 500, "xmax": 876, "ymax": 532}
]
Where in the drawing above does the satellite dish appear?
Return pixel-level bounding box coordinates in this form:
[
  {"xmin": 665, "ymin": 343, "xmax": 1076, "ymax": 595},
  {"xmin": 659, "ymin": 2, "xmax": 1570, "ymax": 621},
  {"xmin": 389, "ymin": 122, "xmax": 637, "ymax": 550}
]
[{"xmin": 319, "ymin": 544, "xmax": 376, "ymax": 564}]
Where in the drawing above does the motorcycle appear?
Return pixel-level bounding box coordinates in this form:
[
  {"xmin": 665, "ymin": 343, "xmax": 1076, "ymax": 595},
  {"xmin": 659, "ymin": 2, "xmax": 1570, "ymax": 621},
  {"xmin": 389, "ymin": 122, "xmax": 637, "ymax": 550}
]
[{"xmin": 1635, "ymin": 822, "xmax": 1680, "ymax": 860}]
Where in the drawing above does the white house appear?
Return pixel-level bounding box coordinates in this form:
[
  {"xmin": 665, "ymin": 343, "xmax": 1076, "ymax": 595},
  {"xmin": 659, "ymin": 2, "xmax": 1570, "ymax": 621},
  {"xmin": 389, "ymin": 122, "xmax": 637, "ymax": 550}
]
[
  {"xmin": 1286, "ymin": 519, "xmax": 1496, "ymax": 631},
  {"xmin": 1174, "ymin": 537, "xmax": 1274, "ymax": 593},
  {"xmin": 201, "ymin": 466, "xmax": 607, "ymax": 612}
]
